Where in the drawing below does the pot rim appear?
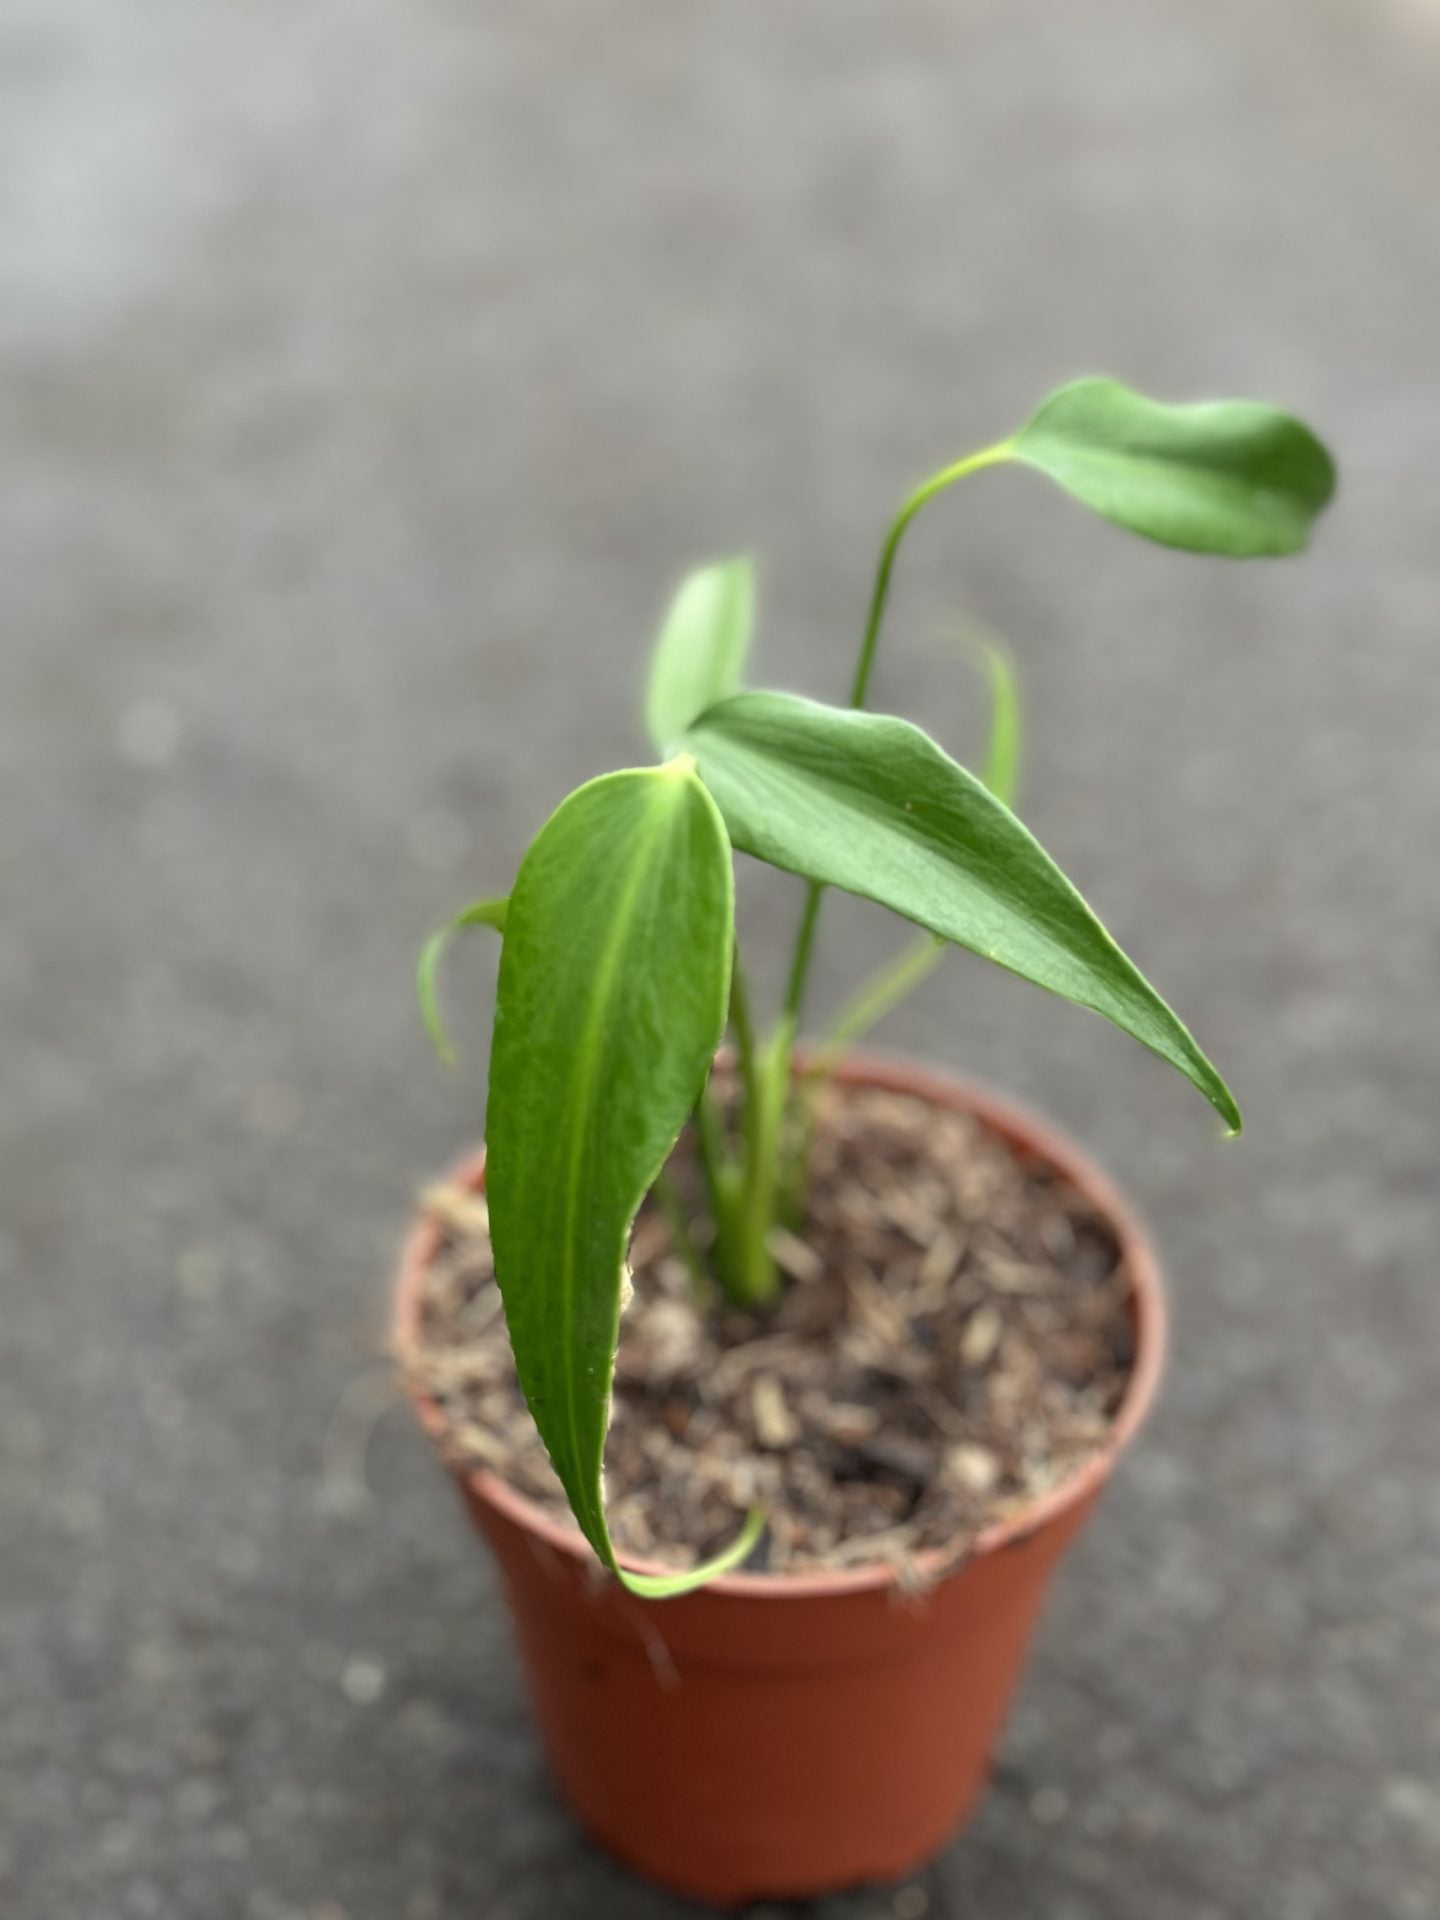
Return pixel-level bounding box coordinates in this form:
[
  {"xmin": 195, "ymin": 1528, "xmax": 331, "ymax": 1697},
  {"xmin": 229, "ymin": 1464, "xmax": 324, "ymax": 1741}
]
[{"xmin": 392, "ymin": 1050, "xmax": 1167, "ymax": 1600}]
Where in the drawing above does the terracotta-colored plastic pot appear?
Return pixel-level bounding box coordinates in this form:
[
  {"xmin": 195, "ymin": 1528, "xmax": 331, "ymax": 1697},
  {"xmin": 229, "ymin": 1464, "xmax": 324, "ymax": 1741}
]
[{"xmin": 393, "ymin": 1054, "xmax": 1165, "ymax": 1906}]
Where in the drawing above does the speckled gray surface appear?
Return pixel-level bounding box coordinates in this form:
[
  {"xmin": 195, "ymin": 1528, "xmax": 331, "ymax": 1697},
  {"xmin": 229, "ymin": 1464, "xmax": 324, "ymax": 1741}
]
[{"xmin": 3, "ymin": 2, "xmax": 1438, "ymax": 1916}]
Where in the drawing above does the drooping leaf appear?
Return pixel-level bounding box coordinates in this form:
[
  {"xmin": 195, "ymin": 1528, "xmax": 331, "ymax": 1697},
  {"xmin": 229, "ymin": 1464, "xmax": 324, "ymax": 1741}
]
[
  {"xmin": 417, "ymin": 896, "xmax": 508, "ymax": 1063},
  {"xmin": 809, "ymin": 631, "xmax": 1022, "ymax": 1062},
  {"xmin": 686, "ymin": 691, "xmax": 1239, "ymax": 1130},
  {"xmin": 645, "ymin": 558, "xmax": 755, "ymax": 754},
  {"xmin": 484, "ymin": 761, "xmax": 759, "ymax": 1595},
  {"xmin": 1009, "ymin": 377, "xmax": 1335, "ymax": 557}
]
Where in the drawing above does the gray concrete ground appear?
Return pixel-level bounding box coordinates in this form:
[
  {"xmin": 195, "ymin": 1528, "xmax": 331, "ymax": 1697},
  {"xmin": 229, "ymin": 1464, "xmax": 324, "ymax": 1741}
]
[{"xmin": 3, "ymin": 2, "xmax": 1438, "ymax": 1915}]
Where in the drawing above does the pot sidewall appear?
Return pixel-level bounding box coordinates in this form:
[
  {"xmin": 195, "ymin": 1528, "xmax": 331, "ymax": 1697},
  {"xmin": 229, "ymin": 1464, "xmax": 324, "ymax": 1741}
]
[{"xmin": 393, "ymin": 1054, "xmax": 1167, "ymax": 1903}]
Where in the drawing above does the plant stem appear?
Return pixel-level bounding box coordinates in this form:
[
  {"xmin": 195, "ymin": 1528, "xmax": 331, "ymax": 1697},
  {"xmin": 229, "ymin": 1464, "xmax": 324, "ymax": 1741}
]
[
  {"xmin": 726, "ymin": 951, "xmax": 784, "ymax": 1308},
  {"xmin": 820, "ymin": 930, "xmax": 945, "ymax": 1066},
  {"xmin": 780, "ymin": 886, "xmax": 823, "ymax": 1026},
  {"xmin": 651, "ymin": 1169, "xmax": 710, "ymax": 1301},
  {"xmin": 685, "ymin": 946, "xmax": 780, "ymax": 1310},
  {"xmin": 728, "ymin": 950, "xmax": 762, "ymax": 1136},
  {"xmin": 722, "ymin": 440, "xmax": 1017, "ymax": 1307},
  {"xmin": 848, "ymin": 443, "xmax": 1013, "ymax": 711},
  {"xmin": 690, "ymin": 1076, "xmax": 731, "ymax": 1228},
  {"xmin": 736, "ymin": 1024, "xmax": 789, "ymax": 1309},
  {"xmin": 777, "ymin": 932, "xmax": 944, "ymax": 1224},
  {"xmin": 780, "ymin": 440, "xmax": 1012, "ymax": 1031}
]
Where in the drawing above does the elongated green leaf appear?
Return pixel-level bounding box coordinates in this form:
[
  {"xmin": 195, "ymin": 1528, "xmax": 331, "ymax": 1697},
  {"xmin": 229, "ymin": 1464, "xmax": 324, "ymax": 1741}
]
[
  {"xmin": 417, "ymin": 896, "xmax": 508, "ymax": 1063},
  {"xmin": 1010, "ymin": 377, "xmax": 1335, "ymax": 556},
  {"xmin": 687, "ymin": 691, "xmax": 1239, "ymax": 1130},
  {"xmin": 485, "ymin": 761, "xmax": 757, "ymax": 1595},
  {"xmin": 645, "ymin": 558, "xmax": 755, "ymax": 754},
  {"xmin": 808, "ymin": 629, "xmax": 1023, "ymax": 1064}
]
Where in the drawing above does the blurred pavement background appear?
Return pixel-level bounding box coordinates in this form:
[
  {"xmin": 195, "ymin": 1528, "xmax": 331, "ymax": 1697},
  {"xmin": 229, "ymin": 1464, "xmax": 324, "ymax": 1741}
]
[{"xmin": 2, "ymin": 2, "xmax": 1438, "ymax": 1916}]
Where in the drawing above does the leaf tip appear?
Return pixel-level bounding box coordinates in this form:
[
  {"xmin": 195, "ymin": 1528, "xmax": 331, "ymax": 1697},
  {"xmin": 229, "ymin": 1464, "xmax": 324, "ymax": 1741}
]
[{"xmin": 615, "ymin": 1505, "xmax": 767, "ymax": 1599}]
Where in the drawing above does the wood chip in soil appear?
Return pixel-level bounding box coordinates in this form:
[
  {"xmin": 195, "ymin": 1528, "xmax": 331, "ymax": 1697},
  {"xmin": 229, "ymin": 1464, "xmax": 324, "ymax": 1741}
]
[{"xmin": 402, "ymin": 1082, "xmax": 1137, "ymax": 1581}]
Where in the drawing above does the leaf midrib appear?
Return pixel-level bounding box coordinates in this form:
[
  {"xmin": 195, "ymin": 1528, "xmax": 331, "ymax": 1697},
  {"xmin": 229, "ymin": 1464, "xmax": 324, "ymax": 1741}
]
[
  {"xmin": 554, "ymin": 780, "xmax": 673, "ymax": 1551},
  {"xmin": 729, "ymin": 722, "xmax": 1203, "ymax": 1067},
  {"xmin": 1022, "ymin": 435, "xmax": 1293, "ymax": 505}
]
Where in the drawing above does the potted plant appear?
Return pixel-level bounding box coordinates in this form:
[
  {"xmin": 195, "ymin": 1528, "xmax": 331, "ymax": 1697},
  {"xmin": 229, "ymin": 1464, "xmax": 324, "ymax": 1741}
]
[{"xmin": 393, "ymin": 378, "xmax": 1334, "ymax": 1904}]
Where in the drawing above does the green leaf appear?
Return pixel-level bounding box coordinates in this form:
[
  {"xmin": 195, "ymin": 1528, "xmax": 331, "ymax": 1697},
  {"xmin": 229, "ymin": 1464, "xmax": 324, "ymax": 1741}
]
[
  {"xmin": 1010, "ymin": 377, "xmax": 1335, "ymax": 556},
  {"xmin": 645, "ymin": 558, "xmax": 755, "ymax": 754},
  {"xmin": 807, "ymin": 633, "xmax": 1021, "ymax": 1064},
  {"xmin": 485, "ymin": 760, "xmax": 758, "ymax": 1595},
  {"xmin": 686, "ymin": 692, "xmax": 1240, "ymax": 1130},
  {"xmin": 417, "ymin": 896, "xmax": 508, "ymax": 1064}
]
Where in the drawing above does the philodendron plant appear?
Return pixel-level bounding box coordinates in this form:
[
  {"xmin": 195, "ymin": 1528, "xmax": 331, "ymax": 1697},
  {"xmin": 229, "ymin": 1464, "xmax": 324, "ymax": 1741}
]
[{"xmin": 422, "ymin": 378, "xmax": 1334, "ymax": 1597}]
